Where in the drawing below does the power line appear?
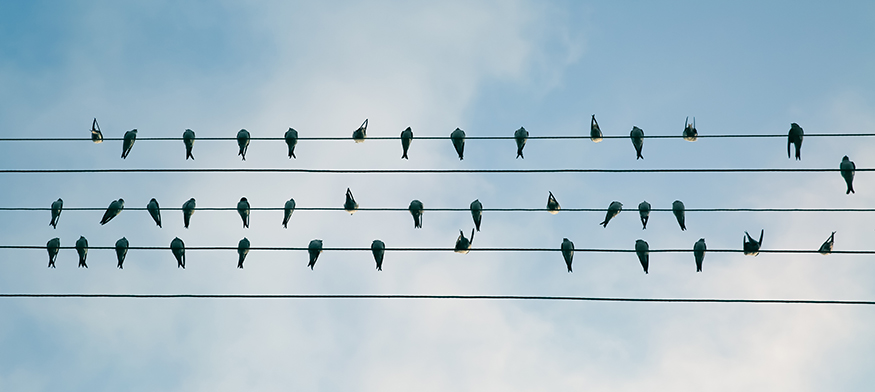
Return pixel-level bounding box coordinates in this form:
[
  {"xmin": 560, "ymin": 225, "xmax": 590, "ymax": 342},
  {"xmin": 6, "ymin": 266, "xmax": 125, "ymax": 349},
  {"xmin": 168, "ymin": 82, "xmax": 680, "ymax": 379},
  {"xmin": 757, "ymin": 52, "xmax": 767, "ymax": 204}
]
[
  {"xmin": 0, "ymin": 167, "xmax": 868, "ymax": 174},
  {"xmin": 0, "ymin": 246, "xmax": 867, "ymax": 254},
  {"xmin": 4, "ymin": 206, "xmax": 875, "ymax": 212}
]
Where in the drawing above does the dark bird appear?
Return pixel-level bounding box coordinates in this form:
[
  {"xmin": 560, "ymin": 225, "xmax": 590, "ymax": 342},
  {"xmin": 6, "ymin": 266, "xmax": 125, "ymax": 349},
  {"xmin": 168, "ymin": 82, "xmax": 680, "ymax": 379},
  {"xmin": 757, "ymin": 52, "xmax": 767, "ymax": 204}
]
[
  {"xmin": 100, "ymin": 198, "xmax": 125, "ymax": 225},
  {"xmin": 743, "ymin": 230, "xmax": 763, "ymax": 256},
  {"xmin": 590, "ymin": 115, "xmax": 603, "ymax": 143},
  {"xmin": 46, "ymin": 237, "xmax": 60, "ymax": 268},
  {"xmin": 115, "ymin": 237, "xmax": 129, "ymax": 269},
  {"xmin": 693, "ymin": 238, "xmax": 706, "ymax": 272},
  {"xmin": 451, "ymin": 128, "xmax": 466, "ymax": 160},
  {"xmin": 307, "ymin": 239, "xmax": 323, "ymax": 270},
  {"xmin": 819, "ymin": 232, "xmax": 835, "ymax": 255},
  {"xmin": 638, "ymin": 200, "xmax": 651, "ymax": 229},
  {"xmin": 470, "ymin": 199, "xmax": 483, "ymax": 231},
  {"xmin": 352, "ymin": 119, "xmax": 368, "ymax": 143},
  {"xmin": 285, "ymin": 128, "xmax": 298, "ymax": 158},
  {"xmin": 344, "ymin": 188, "xmax": 358, "ymax": 214},
  {"xmin": 371, "ymin": 239, "xmax": 385, "ymax": 271},
  {"xmin": 683, "ymin": 116, "xmax": 697, "ymax": 142},
  {"xmin": 841, "ymin": 156, "xmax": 855, "ymax": 194},
  {"xmin": 237, "ymin": 197, "xmax": 250, "ymax": 228},
  {"xmin": 147, "ymin": 198, "xmax": 162, "ymax": 228},
  {"xmin": 630, "ymin": 126, "xmax": 644, "ymax": 159},
  {"xmin": 50, "ymin": 198, "xmax": 63, "ymax": 229},
  {"xmin": 238, "ymin": 237, "xmax": 250, "ymax": 268},
  {"xmin": 600, "ymin": 201, "xmax": 623, "ymax": 228},
  {"xmin": 635, "ymin": 239, "xmax": 649, "ymax": 274},
  {"xmin": 171, "ymin": 237, "xmax": 185, "ymax": 268},
  {"xmin": 283, "ymin": 198, "xmax": 296, "ymax": 228},
  {"xmin": 788, "ymin": 123, "xmax": 803, "ymax": 160},
  {"xmin": 121, "ymin": 129, "xmax": 137, "ymax": 159},
  {"xmin": 76, "ymin": 236, "xmax": 88, "ymax": 268},
  {"xmin": 182, "ymin": 198, "xmax": 196, "ymax": 228},
  {"xmin": 454, "ymin": 229, "xmax": 474, "ymax": 254},
  {"xmin": 237, "ymin": 129, "xmax": 250, "ymax": 160},
  {"xmin": 183, "ymin": 129, "xmax": 195, "ymax": 160},
  {"xmin": 400, "ymin": 127, "xmax": 413, "ymax": 159},
  {"xmin": 514, "ymin": 127, "xmax": 528, "ymax": 159},
  {"xmin": 91, "ymin": 118, "xmax": 103, "ymax": 143},
  {"xmin": 408, "ymin": 199, "xmax": 423, "ymax": 228},
  {"xmin": 561, "ymin": 238, "xmax": 574, "ymax": 272},
  {"xmin": 547, "ymin": 191, "xmax": 560, "ymax": 214},
  {"xmin": 672, "ymin": 200, "xmax": 686, "ymax": 231}
]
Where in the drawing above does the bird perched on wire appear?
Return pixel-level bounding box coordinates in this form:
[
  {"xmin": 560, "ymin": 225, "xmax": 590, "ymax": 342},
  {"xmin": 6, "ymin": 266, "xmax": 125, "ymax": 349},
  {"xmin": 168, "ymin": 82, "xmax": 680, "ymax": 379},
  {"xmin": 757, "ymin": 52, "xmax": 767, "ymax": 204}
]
[
  {"xmin": 683, "ymin": 117, "xmax": 697, "ymax": 141},
  {"xmin": 630, "ymin": 126, "xmax": 644, "ymax": 159},
  {"xmin": 470, "ymin": 199, "xmax": 483, "ymax": 231},
  {"xmin": 237, "ymin": 129, "xmax": 250, "ymax": 160},
  {"xmin": 547, "ymin": 191, "xmax": 560, "ymax": 214},
  {"xmin": 788, "ymin": 123, "xmax": 803, "ymax": 160},
  {"xmin": 121, "ymin": 129, "xmax": 137, "ymax": 158},
  {"xmin": 819, "ymin": 232, "xmax": 835, "ymax": 255},
  {"xmin": 693, "ymin": 238, "xmax": 706, "ymax": 272},
  {"xmin": 352, "ymin": 119, "xmax": 368, "ymax": 143},
  {"xmin": 183, "ymin": 129, "xmax": 196, "ymax": 160},
  {"xmin": 561, "ymin": 238, "xmax": 574, "ymax": 272},
  {"xmin": 344, "ymin": 188, "xmax": 358, "ymax": 214},
  {"xmin": 283, "ymin": 198, "xmax": 296, "ymax": 228},
  {"xmin": 371, "ymin": 239, "xmax": 385, "ymax": 271},
  {"xmin": 451, "ymin": 128, "xmax": 466, "ymax": 160},
  {"xmin": 400, "ymin": 127, "xmax": 413, "ymax": 159},
  {"xmin": 237, "ymin": 197, "xmax": 250, "ymax": 228},
  {"xmin": 840, "ymin": 155, "xmax": 855, "ymax": 194},
  {"xmin": 285, "ymin": 128, "xmax": 298, "ymax": 158},
  {"xmin": 171, "ymin": 237, "xmax": 185, "ymax": 268},
  {"xmin": 182, "ymin": 198, "xmax": 196, "ymax": 228},
  {"xmin": 635, "ymin": 239, "xmax": 649, "ymax": 274},
  {"xmin": 600, "ymin": 201, "xmax": 623, "ymax": 228},
  {"xmin": 638, "ymin": 200, "xmax": 651, "ymax": 229},
  {"xmin": 743, "ymin": 230, "xmax": 763, "ymax": 256},
  {"xmin": 672, "ymin": 200, "xmax": 686, "ymax": 231},
  {"xmin": 308, "ymin": 239, "xmax": 323, "ymax": 270},
  {"xmin": 100, "ymin": 198, "xmax": 125, "ymax": 225},
  {"xmin": 590, "ymin": 115, "xmax": 603, "ymax": 143},
  {"xmin": 50, "ymin": 198, "xmax": 63, "ymax": 229},
  {"xmin": 91, "ymin": 118, "xmax": 103, "ymax": 143},
  {"xmin": 76, "ymin": 236, "xmax": 88, "ymax": 268},
  {"xmin": 408, "ymin": 199, "xmax": 423, "ymax": 228},
  {"xmin": 454, "ymin": 229, "xmax": 474, "ymax": 254},
  {"xmin": 46, "ymin": 237, "xmax": 60, "ymax": 268},
  {"xmin": 147, "ymin": 198, "xmax": 162, "ymax": 228},
  {"xmin": 115, "ymin": 237, "xmax": 129, "ymax": 269},
  {"xmin": 514, "ymin": 127, "xmax": 528, "ymax": 159},
  {"xmin": 238, "ymin": 237, "xmax": 250, "ymax": 268}
]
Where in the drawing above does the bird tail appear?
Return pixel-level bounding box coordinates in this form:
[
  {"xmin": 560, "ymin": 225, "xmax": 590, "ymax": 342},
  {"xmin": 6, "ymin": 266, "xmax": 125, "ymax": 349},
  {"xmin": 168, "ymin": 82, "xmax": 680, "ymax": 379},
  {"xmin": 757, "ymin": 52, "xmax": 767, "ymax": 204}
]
[
  {"xmin": 787, "ymin": 140, "xmax": 791, "ymax": 159},
  {"xmin": 567, "ymin": 264, "xmax": 572, "ymax": 273},
  {"xmin": 402, "ymin": 151, "xmax": 408, "ymax": 159},
  {"xmin": 600, "ymin": 221, "xmax": 608, "ymax": 227}
]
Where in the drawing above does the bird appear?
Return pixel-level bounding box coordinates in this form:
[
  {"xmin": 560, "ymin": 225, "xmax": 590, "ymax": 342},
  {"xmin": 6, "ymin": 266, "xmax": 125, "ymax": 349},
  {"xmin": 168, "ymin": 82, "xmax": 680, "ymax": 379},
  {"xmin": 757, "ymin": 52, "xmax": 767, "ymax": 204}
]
[
  {"xmin": 454, "ymin": 229, "xmax": 474, "ymax": 254},
  {"xmin": 76, "ymin": 236, "xmax": 88, "ymax": 268},
  {"xmin": 121, "ymin": 129, "xmax": 137, "ymax": 159},
  {"xmin": 183, "ymin": 129, "xmax": 195, "ymax": 160},
  {"xmin": 743, "ymin": 230, "xmax": 763, "ymax": 256},
  {"xmin": 100, "ymin": 198, "xmax": 125, "ymax": 225},
  {"xmin": 237, "ymin": 129, "xmax": 250, "ymax": 160},
  {"xmin": 514, "ymin": 127, "xmax": 528, "ymax": 159},
  {"xmin": 561, "ymin": 238, "xmax": 574, "ymax": 272},
  {"xmin": 238, "ymin": 237, "xmax": 250, "ymax": 269},
  {"xmin": 630, "ymin": 126, "xmax": 644, "ymax": 159},
  {"xmin": 46, "ymin": 237, "xmax": 60, "ymax": 268},
  {"xmin": 683, "ymin": 117, "xmax": 697, "ymax": 141},
  {"xmin": 400, "ymin": 127, "xmax": 413, "ymax": 159},
  {"xmin": 344, "ymin": 188, "xmax": 358, "ymax": 214},
  {"xmin": 693, "ymin": 238, "xmax": 706, "ymax": 272},
  {"xmin": 547, "ymin": 191, "xmax": 560, "ymax": 214},
  {"xmin": 841, "ymin": 156, "xmax": 855, "ymax": 194},
  {"xmin": 408, "ymin": 199, "xmax": 423, "ymax": 228},
  {"xmin": 600, "ymin": 201, "xmax": 623, "ymax": 228},
  {"xmin": 285, "ymin": 128, "xmax": 298, "ymax": 158},
  {"xmin": 635, "ymin": 239, "xmax": 649, "ymax": 274},
  {"xmin": 171, "ymin": 237, "xmax": 185, "ymax": 268},
  {"xmin": 352, "ymin": 119, "xmax": 368, "ymax": 143},
  {"xmin": 638, "ymin": 201, "xmax": 651, "ymax": 229},
  {"xmin": 590, "ymin": 115, "xmax": 603, "ymax": 143},
  {"xmin": 819, "ymin": 232, "xmax": 835, "ymax": 255},
  {"xmin": 182, "ymin": 198, "xmax": 196, "ymax": 228},
  {"xmin": 672, "ymin": 200, "xmax": 686, "ymax": 231},
  {"xmin": 788, "ymin": 123, "xmax": 803, "ymax": 160},
  {"xmin": 50, "ymin": 198, "xmax": 63, "ymax": 229},
  {"xmin": 283, "ymin": 198, "xmax": 296, "ymax": 228},
  {"xmin": 147, "ymin": 198, "xmax": 162, "ymax": 228},
  {"xmin": 237, "ymin": 197, "xmax": 250, "ymax": 228},
  {"xmin": 90, "ymin": 118, "xmax": 103, "ymax": 143},
  {"xmin": 470, "ymin": 199, "xmax": 483, "ymax": 231},
  {"xmin": 115, "ymin": 237, "xmax": 129, "ymax": 269},
  {"xmin": 450, "ymin": 128, "xmax": 466, "ymax": 160},
  {"xmin": 371, "ymin": 239, "xmax": 385, "ymax": 271},
  {"xmin": 307, "ymin": 239, "xmax": 323, "ymax": 270}
]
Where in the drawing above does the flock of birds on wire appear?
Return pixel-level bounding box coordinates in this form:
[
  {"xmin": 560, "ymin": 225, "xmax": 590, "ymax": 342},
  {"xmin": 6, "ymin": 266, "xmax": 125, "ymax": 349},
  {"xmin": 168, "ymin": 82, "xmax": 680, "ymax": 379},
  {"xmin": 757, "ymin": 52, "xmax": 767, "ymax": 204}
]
[{"xmin": 31, "ymin": 117, "xmax": 859, "ymax": 272}]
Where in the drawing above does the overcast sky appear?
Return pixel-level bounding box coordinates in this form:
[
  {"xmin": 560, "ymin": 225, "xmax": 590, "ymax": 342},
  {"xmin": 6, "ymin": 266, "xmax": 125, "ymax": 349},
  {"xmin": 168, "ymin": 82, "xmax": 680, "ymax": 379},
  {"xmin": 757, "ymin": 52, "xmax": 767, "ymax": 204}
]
[{"xmin": 1, "ymin": 1, "xmax": 875, "ymax": 391}]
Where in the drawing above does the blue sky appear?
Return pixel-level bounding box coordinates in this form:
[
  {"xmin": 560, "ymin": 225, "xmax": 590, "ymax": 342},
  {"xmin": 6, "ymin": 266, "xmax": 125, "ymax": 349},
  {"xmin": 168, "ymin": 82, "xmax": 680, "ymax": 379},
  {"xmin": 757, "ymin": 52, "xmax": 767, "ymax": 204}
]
[{"xmin": 1, "ymin": 1, "xmax": 875, "ymax": 390}]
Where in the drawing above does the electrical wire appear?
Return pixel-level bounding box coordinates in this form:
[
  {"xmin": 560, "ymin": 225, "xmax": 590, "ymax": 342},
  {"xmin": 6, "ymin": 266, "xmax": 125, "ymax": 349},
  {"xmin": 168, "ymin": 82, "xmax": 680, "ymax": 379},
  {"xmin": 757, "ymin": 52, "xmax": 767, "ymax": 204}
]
[
  {"xmin": 0, "ymin": 246, "xmax": 866, "ymax": 254},
  {"xmin": 4, "ymin": 206, "xmax": 875, "ymax": 212},
  {"xmin": 0, "ymin": 168, "xmax": 869, "ymax": 174},
  {"xmin": 2, "ymin": 133, "xmax": 875, "ymax": 141}
]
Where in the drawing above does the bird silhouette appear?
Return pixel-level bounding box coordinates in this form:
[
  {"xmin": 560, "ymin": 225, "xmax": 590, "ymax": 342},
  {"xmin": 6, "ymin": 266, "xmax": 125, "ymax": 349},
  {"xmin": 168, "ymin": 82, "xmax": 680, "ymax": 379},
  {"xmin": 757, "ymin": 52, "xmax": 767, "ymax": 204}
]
[
  {"xmin": 561, "ymin": 238, "xmax": 574, "ymax": 272},
  {"xmin": 400, "ymin": 127, "xmax": 413, "ymax": 159},
  {"xmin": 590, "ymin": 115, "xmax": 603, "ymax": 143},
  {"xmin": 182, "ymin": 198, "xmax": 196, "ymax": 228},
  {"xmin": 183, "ymin": 129, "xmax": 195, "ymax": 160},
  {"xmin": 454, "ymin": 229, "xmax": 474, "ymax": 254},
  {"xmin": 514, "ymin": 127, "xmax": 528, "ymax": 159},
  {"xmin": 308, "ymin": 239, "xmax": 323, "ymax": 270},
  {"xmin": 76, "ymin": 236, "xmax": 88, "ymax": 268},
  {"xmin": 115, "ymin": 237, "xmax": 129, "ymax": 269},
  {"xmin": 743, "ymin": 230, "xmax": 763, "ymax": 256},
  {"xmin": 841, "ymin": 156, "xmax": 855, "ymax": 194},
  {"xmin": 237, "ymin": 197, "xmax": 250, "ymax": 228},
  {"xmin": 683, "ymin": 117, "xmax": 698, "ymax": 141},
  {"xmin": 238, "ymin": 237, "xmax": 250, "ymax": 268},
  {"xmin": 408, "ymin": 199, "xmax": 423, "ymax": 228},
  {"xmin": 91, "ymin": 118, "xmax": 103, "ymax": 143},
  {"xmin": 147, "ymin": 198, "xmax": 162, "ymax": 228},
  {"xmin": 171, "ymin": 237, "xmax": 185, "ymax": 268},
  {"xmin": 470, "ymin": 199, "xmax": 483, "ymax": 231},
  {"xmin": 50, "ymin": 198, "xmax": 63, "ymax": 229},
  {"xmin": 635, "ymin": 239, "xmax": 649, "ymax": 274},
  {"xmin": 371, "ymin": 239, "xmax": 385, "ymax": 271},
  {"xmin": 46, "ymin": 237, "xmax": 60, "ymax": 268},
  {"xmin": 672, "ymin": 200, "xmax": 686, "ymax": 231},
  {"xmin": 285, "ymin": 128, "xmax": 298, "ymax": 158},
  {"xmin": 819, "ymin": 232, "xmax": 835, "ymax": 255},
  {"xmin": 344, "ymin": 188, "xmax": 358, "ymax": 214},
  {"xmin": 693, "ymin": 238, "xmax": 706, "ymax": 272},
  {"xmin": 451, "ymin": 128, "xmax": 466, "ymax": 160},
  {"xmin": 352, "ymin": 119, "xmax": 368, "ymax": 143},
  {"xmin": 788, "ymin": 123, "xmax": 803, "ymax": 160},
  {"xmin": 121, "ymin": 129, "xmax": 137, "ymax": 158},
  {"xmin": 630, "ymin": 126, "xmax": 644, "ymax": 159},
  {"xmin": 638, "ymin": 200, "xmax": 651, "ymax": 229},
  {"xmin": 547, "ymin": 191, "xmax": 561, "ymax": 214},
  {"xmin": 600, "ymin": 201, "xmax": 623, "ymax": 228},
  {"xmin": 100, "ymin": 198, "xmax": 125, "ymax": 225},
  {"xmin": 283, "ymin": 198, "xmax": 296, "ymax": 228},
  {"xmin": 237, "ymin": 129, "xmax": 250, "ymax": 160}
]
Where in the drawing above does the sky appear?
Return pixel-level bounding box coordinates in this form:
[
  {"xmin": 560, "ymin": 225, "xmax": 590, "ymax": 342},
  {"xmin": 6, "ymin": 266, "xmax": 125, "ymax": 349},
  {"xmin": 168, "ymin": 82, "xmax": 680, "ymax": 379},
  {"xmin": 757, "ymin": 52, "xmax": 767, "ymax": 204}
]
[{"xmin": 1, "ymin": 1, "xmax": 875, "ymax": 390}]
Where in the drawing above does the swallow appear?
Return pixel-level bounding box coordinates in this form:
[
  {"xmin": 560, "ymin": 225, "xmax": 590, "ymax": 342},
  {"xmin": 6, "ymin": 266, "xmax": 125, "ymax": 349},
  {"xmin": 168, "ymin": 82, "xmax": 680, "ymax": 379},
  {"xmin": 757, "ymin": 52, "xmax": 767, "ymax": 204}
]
[
  {"xmin": 91, "ymin": 118, "xmax": 103, "ymax": 143},
  {"xmin": 841, "ymin": 156, "xmax": 855, "ymax": 194},
  {"xmin": 454, "ymin": 229, "xmax": 474, "ymax": 254},
  {"xmin": 237, "ymin": 129, "xmax": 250, "ymax": 160},
  {"xmin": 561, "ymin": 238, "xmax": 574, "ymax": 272},
  {"xmin": 743, "ymin": 230, "xmax": 763, "ymax": 256},
  {"xmin": 630, "ymin": 126, "xmax": 644, "ymax": 159},
  {"xmin": 590, "ymin": 115, "xmax": 603, "ymax": 143},
  {"xmin": 237, "ymin": 197, "xmax": 250, "ymax": 228},
  {"xmin": 409, "ymin": 199, "xmax": 423, "ymax": 228},
  {"xmin": 514, "ymin": 127, "xmax": 528, "ymax": 159},
  {"xmin": 352, "ymin": 119, "xmax": 368, "ymax": 143},
  {"xmin": 147, "ymin": 198, "xmax": 162, "ymax": 228},
  {"xmin": 693, "ymin": 238, "xmax": 706, "ymax": 272},
  {"xmin": 371, "ymin": 239, "xmax": 385, "ymax": 271},
  {"xmin": 182, "ymin": 198, "xmax": 196, "ymax": 228},
  {"xmin": 344, "ymin": 188, "xmax": 358, "ymax": 214},
  {"xmin": 451, "ymin": 128, "xmax": 466, "ymax": 160},
  {"xmin": 547, "ymin": 191, "xmax": 561, "ymax": 214},
  {"xmin": 683, "ymin": 117, "xmax": 697, "ymax": 142},
  {"xmin": 76, "ymin": 236, "xmax": 88, "ymax": 268},
  {"xmin": 788, "ymin": 123, "xmax": 803, "ymax": 160},
  {"xmin": 600, "ymin": 201, "xmax": 623, "ymax": 228},
  {"xmin": 46, "ymin": 237, "xmax": 60, "ymax": 268},
  {"xmin": 819, "ymin": 232, "xmax": 835, "ymax": 255},
  {"xmin": 283, "ymin": 198, "xmax": 296, "ymax": 228},
  {"xmin": 50, "ymin": 198, "xmax": 63, "ymax": 229},
  {"xmin": 308, "ymin": 239, "xmax": 323, "ymax": 270},
  {"xmin": 115, "ymin": 237, "xmax": 129, "ymax": 269},
  {"xmin": 238, "ymin": 237, "xmax": 250, "ymax": 268},
  {"xmin": 100, "ymin": 198, "xmax": 125, "ymax": 225},
  {"xmin": 171, "ymin": 237, "xmax": 185, "ymax": 268},
  {"xmin": 182, "ymin": 129, "xmax": 195, "ymax": 160},
  {"xmin": 121, "ymin": 129, "xmax": 137, "ymax": 159},
  {"xmin": 635, "ymin": 239, "xmax": 649, "ymax": 274},
  {"xmin": 638, "ymin": 201, "xmax": 651, "ymax": 229},
  {"xmin": 400, "ymin": 127, "xmax": 413, "ymax": 159},
  {"xmin": 470, "ymin": 199, "xmax": 483, "ymax": 231},
  {"xmin": 285, "ymin": 128, "xmax": 298, "ymax": 158},
  {"xmin": 672, "ymin": 200, "xmax": 686, "ymax": 231}
]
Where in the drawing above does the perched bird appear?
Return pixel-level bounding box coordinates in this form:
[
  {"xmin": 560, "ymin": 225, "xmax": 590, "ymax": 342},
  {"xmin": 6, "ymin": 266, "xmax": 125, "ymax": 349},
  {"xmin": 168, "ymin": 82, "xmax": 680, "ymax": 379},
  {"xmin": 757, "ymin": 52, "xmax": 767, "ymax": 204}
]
[
  {"xmin": 590, "ymin": 115, "xmax": 603, "ymax": 143},
  {"xmin": 514, "ymin": 127, "xmax": 528, "ymax": 159},
  {"xmin": 450, "ymin": 128, "xmax": 466, "ymax": 160},
  {"xmin": 683, "ymin": 116, "xmax": 698, "ymax": 141},
  {"xmin": 115, "ymin": 237, "xmax": 129, "ymax": 269},
  {"xmin": 470, "ymin": 199, "xmax": 483, "ymax": 231},
  {"xmin": 635, "ymin": 239, "xmax": 649, "ymax": 274},
  {"xmin": 171, "ymin": 237, "xmax": 185, "ymax": 268},
  {"xmin": 285, "ymin": 128, "xmax": 298, "ymax": 159},
  {"xmin": 100, "ymin": 198, "xmax": 125, "ymax": 225},
  {"xmin": 121, "ymin": 129, "xmax": 137, "ymax": 159},
  {"xmin": 600, "ymin": 201, "xmax": 623, "ymax": 228},
  {"xmin": 183, "ymin": 129, "xmax": 195, "ymax": 160},
  {"xmin": 693, "ymin": 238, "xmax": 706, "ymax": 272},
  {"xmin": 788, "ymin": 123, "xmax": 803, "ymax": 160},
  {"xmin": 76, "ymin": 236, "xmax": 88, "ymax": 268},
  {"xmin": 147, "ymin": 198, "xmax": 162, "ymax": 228},
  {"xmin": 283, "ymin": 198, "xmax": 296, "ymax": 228},
  {"xmin": 237, "ymin": 197, "xmax": 250, "ymax": 228},
  {"xmin": 547, "ymin": 191, "xmax": 561, "ymax": 214},
  {"xmin": 237, "ymin": 237, "xmax": 250, "ymax": 269},
  {"xmin": 638, "ymin": 201, "xmax": 651, "ymax": 229},
  {"xmin": 91, "ymin": 118, "xmax": 103, "ymax": 143},
  {"xmin": 400, "ymin": 127, "xmax": 413, "ymax": 159},
  {"xmin": 454, "ymin": 229, "xmax": 474, "ymax": 254},
  {"xmin": 237, "ymin": 129, "xmax": 250, "ymax": 160},
  {"xmin": 561, "ymin": 238, "xmax": 574, "ymax": 273},
  {"xmin": 307, "ymin": 239, "xmax": 323, "ymax": 270},
  {"xmin": 50, "ymin": 198, "xmax": 63, "ymax": 229},
  {"xmin": 371, "ymin": 239, "xmax": 385, "ymax": 271},
  {"xmin": 182, "ymin": 198, "xmax": 196, "ymax": 228},
  {"xmin": 344, "ymin": 188, "xmax": 358, "ymax": 214},
  {"xmin": 46, "ymin": 237, "xmax": 60, "ymax": 268},
  {"xmin": 672, "ymin": 200, "xmax": 686, "ymax": 231},
  {"xmin": 840, "ymin": 156, "xmax": 855, "ymax": 194},
  {"xmin": 408, "ymin": 199, "xmax": 423, "ymax": 228},
  {"xmin": 352, "ymin": 119, "xmax": 368, "ymax": 143},
  {"xmin": 630, "ymin": 126, "xmax": 644, "ymax": 159},
  {"xmin": 743, "ymin": 230, "xmax": 763, "ymax": 256},
  {"xmin": 819, "ymin": 232, "xmax": 835, "ymax": 255}
]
